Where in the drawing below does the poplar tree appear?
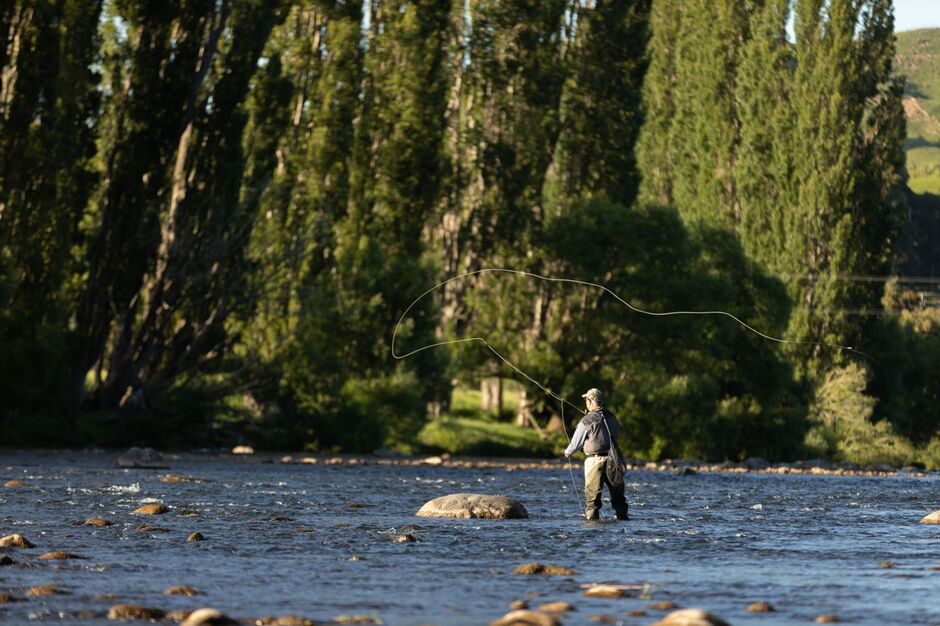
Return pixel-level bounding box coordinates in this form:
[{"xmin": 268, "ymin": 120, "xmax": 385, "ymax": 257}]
[
  {"xmin": 735, "ymin": 0, "xmax": 794, "ymax": 271},
  {"xmin": 0, "ymin": 1, "xmax": 102, "ymax": 415},
  {"xmin": 72, "ymin": 0, "xmax": 285, "ymax": 415},
  {"xmin": 787, "ymin": 0, "xmax": 906, "ymax": 363},
  {"xmin": 271, "ymin": 0, "xmax": 453, "ymax": 449},
  {"xmin": 552, "ymin": 0, "xmax": 651, "ymax": 206}
]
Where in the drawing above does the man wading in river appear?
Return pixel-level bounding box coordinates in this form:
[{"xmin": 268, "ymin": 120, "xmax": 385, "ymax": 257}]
[{"xmin": 564, "ymin": 388, "xmax": 628, "ymax": 521}]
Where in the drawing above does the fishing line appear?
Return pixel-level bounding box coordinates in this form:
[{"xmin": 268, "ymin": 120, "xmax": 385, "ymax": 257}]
[
  {"xmin": 392, "ymin": 267, "xmax": 881, "ymax": 515},
  {"xmin": 562, "ymin": 401, "xmax": 585, "ymax": 516}
]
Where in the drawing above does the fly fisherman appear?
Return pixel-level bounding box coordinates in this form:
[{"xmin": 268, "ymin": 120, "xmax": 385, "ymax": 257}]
[{"xmin": 564, "ymin": 388, "xmax": 628, "ymax": 521}]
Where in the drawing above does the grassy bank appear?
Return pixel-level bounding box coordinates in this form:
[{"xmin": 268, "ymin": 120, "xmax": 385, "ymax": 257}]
[{"xmin": 416, "ymin": 385, "xmax": 566, "ymax": 458}]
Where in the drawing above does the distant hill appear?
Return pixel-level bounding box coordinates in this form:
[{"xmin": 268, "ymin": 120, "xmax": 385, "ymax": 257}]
[
  {"xmin": 896, "ymin": 30, "xmax": 940, "ymax": 276},
  {"xmin": 897, "ymin": 29, "xmax": 940, "ymax": 193}
]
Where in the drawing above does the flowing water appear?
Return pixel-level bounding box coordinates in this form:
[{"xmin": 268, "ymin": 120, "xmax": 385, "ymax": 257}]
[{"xmin": 1, "ymin": 450, "xmax": 939, "ymax": 625}]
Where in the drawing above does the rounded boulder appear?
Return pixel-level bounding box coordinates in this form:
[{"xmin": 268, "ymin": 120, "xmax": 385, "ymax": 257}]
[
  {"xmin": 650, "ymin": 609, "xmax": 731, "ymax": 626},
  {"xmin": 416, "ymin": 493, "xmax": 528, "ymax": 519},
  {"xmin": 920, "ymin": 509, "xmax": 940, "ymax": 524}
]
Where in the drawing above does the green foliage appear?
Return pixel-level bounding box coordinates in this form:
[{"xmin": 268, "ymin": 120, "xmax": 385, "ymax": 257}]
[
  {"xmin": 457, "ymin": 196, "xmax": 805, "ymax": 462},
  {"xmin": 418, "ymin": 414, "xmax": 564, "ymax": 458},
  {"xmin": 1, "ymin": 0, "xmax": 937, "ymax": 467},
  {"xmin": 804, "ymin": 362, "xmax": 916, "ymax": 467}
]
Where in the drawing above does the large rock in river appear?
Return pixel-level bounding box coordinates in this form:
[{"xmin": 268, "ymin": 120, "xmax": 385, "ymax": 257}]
[
  {"xmin": 117, "ymin": 447, "xmax": 167, "ymax": 469},
  {"xmin": 416, "ymin": 494, "xmax": 528, "ymax": 519},
  {"xmin": 650, "ymin": 609, "xmax": 731, "ymax": 626},
  {"xmin": 920, "ymin": 509, "xmax": 940, "ymax": 524}
]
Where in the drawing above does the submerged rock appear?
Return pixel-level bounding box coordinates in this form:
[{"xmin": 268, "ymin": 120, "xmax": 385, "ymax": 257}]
[
  {"xmin": 28, "ymin": 584, "xmax": 66, "ymax": 596},
  {"xmin": 133, "ymin": 503, "xmax": 168, "ymax": 515},
  {"xmin": 0, "ymin": 592, "xmax": 25, "ymax": 603},
  {"xmin": 649, "ymin": 601, "xmax": 678, "ymax": 610},
  {"xmin": 180, "ymin": 608, "xmax": 238, "ymax": 626},
  {"xmin": 85, "ymin": 518, "xmax": 112, "ymax": 527},
  {"xmin": 815, "ymin": 616, "xmax": 840, "ymax": 624},
  {"xmin": 536, "ymin": 601, "xmax": 574, "ymax": 613},
  {"xmin": 38, "ymin": 550, "xmax": 85, "ymax": 560},
  {"xmin": 232, "ymin": 445, "xmax": 254, "ymax": 455},
  {"xmin": 187, "ymin": 532, "xmax": 206, "ymax": 542},
  {"xmin": 161, "ymin": 474, "xmax": 205, "ymax": 484},
  {"xmin": 391, "ymin": 534, "xmax": 416, "ymax": 543},
  {"xmin": 137, "ymin": 525, "xmax": 171, "ymax": 533},
  {"xmin": 513, "ymin": 563, "xmax": 574, "ymax": 576},
  {"xmin": 920, "ymin": 510, "xmax": 940, "ymax": 524},
  {"xmin": 332, "ymin": 615, "xmax": 383, "ymax": 625},
  {"xmin": 747, "ymin": 602, "xmax": 774, "ymax": 612},
  {"xmin": 490, "ymin": 610, "xmax": 559, "ymax": 626},
  {"xmin": 107, "ymin": 604, "xmax": 165, "ymax": 620},
  {"xmin": 0, "ymin": 533, "xmax": 34, "ymax": 548},
  {"xmin": 650, "ymin": 609, "xmax": 731, "ymax": 626},
  {"xmin": 256, "ymin": 616, "xmax": 315, "ymax": 626},
  {"xmin": 164, "ymin": 585, "xmax": 199, "ymax": 596},
  {"xmin": 582, "ymin": 585, "xmax": 628, "ymax": 599},
  {"xmin": 4, "ymin": 479, "xmax": 25, "ymax": 487},
  {"xmin": 416, "ymin": 493, "xmax": 528, "ymax": 519},
  {"xmin": 0, "ymin": 555, "xmax": 14, "ymax": 565},
  {"xmin": 117, "ymin": 447, "xmax": 167, "ymax": 469}
]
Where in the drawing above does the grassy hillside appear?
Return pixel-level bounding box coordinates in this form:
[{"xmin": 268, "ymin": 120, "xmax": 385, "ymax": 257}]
[{"xmin": 897, "ymin": 29, "xmax": 940, "ymax": 193}]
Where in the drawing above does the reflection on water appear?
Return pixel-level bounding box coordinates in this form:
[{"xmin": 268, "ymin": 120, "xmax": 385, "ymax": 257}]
[{"xmin": 0, "ymin": 450, "xmax": 939, "ymax": 625}]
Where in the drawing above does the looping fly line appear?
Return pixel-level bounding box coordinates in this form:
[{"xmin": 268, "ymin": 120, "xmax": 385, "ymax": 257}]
[{"xmin": 392, "ymin": 268, "xmax": 874, "ymax": 413}]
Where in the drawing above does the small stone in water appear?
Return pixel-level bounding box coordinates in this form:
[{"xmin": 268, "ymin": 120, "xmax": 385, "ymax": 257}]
[
  {"xmin": 255, "ymin": 616, "xmax": 315, "ymax": 626},
  {"xmin": 0, "ymin": 533, "xmax": 34, "ymax": 548},
  {"xmin": 181, "ymin": 607, "xmax": 238, "ymax": 626},
  {"xmin": 165, "ymin": 585, "xmax": 200, "ymax": 596},
  {"xmin": 107, "ymin": 604, "xmax": 166, "ymax": 620},
  {"xmin": 39, "ymin": 550, "xmax": 85, "ymax": 560},
  {"xmin": 348, "ymin": 555, "xmax": 365, "ymax": 561},
  {"xmin": 509, "ymin": 600, "xmax": 528, "ymax": 610},
  {"xmin": 133, "ymin": 503, "xmax": 168, "ymax": 515},
  {"xmin": 269, "ymin": 516, "xmax": 293, "ymax": 522},
  {"xmin": 392, "ymin": 534, "xmax": 416, "ymax": 543},
  {"xmin": 747, "ymin": 602, "xmax": 774, "ymax": 612},
  {"xmin": 0, "ymin": 593, "xmax": 25, "ymax": 603},
  {"xmin": 627, "ymin": 610, "xmax": 647, "ymax": 617},
  {"xmin": 137, "ymin": 525, "xmax": 171, "ymax": 533},
  {"xmin": 815, "ymin": 616, "xmax": 840, "ymax": 624},
  {"xmin": 4, "ymin": 479, "xmax": 25, "ymax": 487},
  {"xmin": 167, "ymin": 610, "xmax": 193, "ymax": 622},
  {"xmin": 589, "ymin": 617, "xmax": 617, "ymax": 623},
  {"xmin": 85, "ymin": 518, "xmax": 112, "ymax": 527},
  {"xmin": 879, "ymin": 561, "xmax": 897, "ymax": 568},
  {"xmin": 333, "ymin": 615, "xmax": 384, "ymax": 625},
  {"xmin": 489, "ymin": 610, "xmax": 558, "ymax": 626},
  {"xmin": 161, "ymin": 474, "xmax": 206, "ymax": 483},
  {"xmin": 582, "ymin": 585, "xmax": 627, "ymax": 599},
  {"xmin": 28, "ymin": 584, "xmax": 66, "ymax": 596},
  {"xmin": 537, "ymin": 601, "xmax": 574, "ymax": 613},
  {"xmin": 513, "ymin": 563, "xmax": 574, "ymax": 576},
  {"xmin": 0, "ymin": 555, "xmax": 14, "ymax": 565},
  {"xmin": 187, "ymin": 532, "xmax": 206, "ymax": 542},
  {"xmin": 649, "ymin": 601, "xmax": 677, "ymax": 610}
]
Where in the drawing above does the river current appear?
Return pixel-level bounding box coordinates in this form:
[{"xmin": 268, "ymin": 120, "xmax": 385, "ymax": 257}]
[{"xmin": 1, "ymin": 450, "xmax": 938, "ymax": 625}]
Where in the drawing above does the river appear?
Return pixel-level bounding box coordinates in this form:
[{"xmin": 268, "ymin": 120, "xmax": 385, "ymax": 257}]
[{"xmin": 1, "ymin": 450, "xmax": 938, "ymax": 625}]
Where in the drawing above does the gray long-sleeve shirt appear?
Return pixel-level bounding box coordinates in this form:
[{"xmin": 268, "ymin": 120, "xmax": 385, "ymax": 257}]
[{"xmin": 564, "ymin": 408, "xmax": 620, "ymax": 456}]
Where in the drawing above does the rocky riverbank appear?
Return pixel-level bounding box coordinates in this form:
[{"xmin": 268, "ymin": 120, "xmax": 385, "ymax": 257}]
[{"xmin": 274, "ymin": 451, "xmax": 935, "ymax": 479}]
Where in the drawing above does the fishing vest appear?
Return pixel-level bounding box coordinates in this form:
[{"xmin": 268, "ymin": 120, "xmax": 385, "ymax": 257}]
[{"xmin": 579, "ymin": 408, "xmax": 618, "ymax": 455}]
